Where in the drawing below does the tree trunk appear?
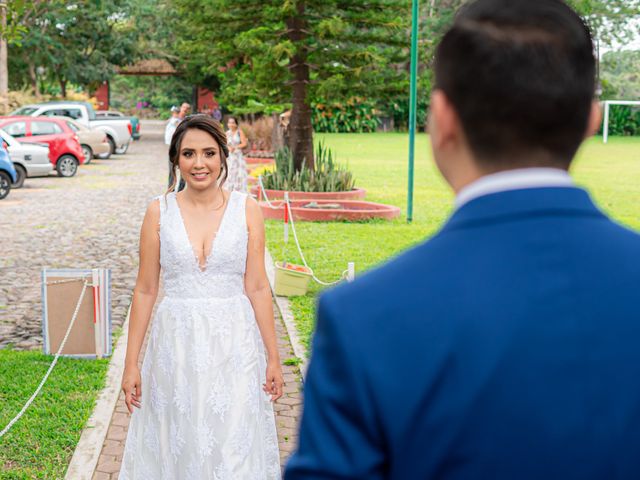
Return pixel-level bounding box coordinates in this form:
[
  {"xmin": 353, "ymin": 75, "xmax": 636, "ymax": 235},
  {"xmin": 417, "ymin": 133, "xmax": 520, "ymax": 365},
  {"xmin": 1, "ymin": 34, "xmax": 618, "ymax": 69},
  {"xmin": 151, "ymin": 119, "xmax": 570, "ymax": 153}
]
[
  {"xmin": 271, "ymin": 113, "xmax": 283, "ymax": 151},
  {"xmin": 0, "ymin": 3, "xmax": 8, "ymax": 100},
  {"xmin": 59, "ymin": 77, "xmax": 67, "ymax": 98},
  {"xmin": 286, "ymin": 1, "xmax": 314, "ymax": 172},
  {"xmin": 28, "ymin": 62, "xmax": 40, "ymax": 98}
]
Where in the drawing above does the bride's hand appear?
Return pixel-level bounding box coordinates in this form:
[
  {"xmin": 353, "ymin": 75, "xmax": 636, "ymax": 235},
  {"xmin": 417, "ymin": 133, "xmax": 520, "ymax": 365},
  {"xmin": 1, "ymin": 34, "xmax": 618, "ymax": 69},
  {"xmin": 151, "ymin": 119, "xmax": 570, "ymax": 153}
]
[
  {"xmin": 122, "ymin": 365, "xmax": 142, "ymax": 414},
  {"xmin": 263, "ymin": 361, "xmax": 284, "ymax": 402}
]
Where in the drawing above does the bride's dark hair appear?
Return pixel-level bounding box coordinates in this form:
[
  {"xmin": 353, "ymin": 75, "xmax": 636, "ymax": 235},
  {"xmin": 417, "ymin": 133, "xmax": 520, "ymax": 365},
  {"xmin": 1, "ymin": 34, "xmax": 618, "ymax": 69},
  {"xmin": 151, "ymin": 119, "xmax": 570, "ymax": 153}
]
[{"xmin": 167, "ymin": 114, "xmax": 229, "ymax": 194}]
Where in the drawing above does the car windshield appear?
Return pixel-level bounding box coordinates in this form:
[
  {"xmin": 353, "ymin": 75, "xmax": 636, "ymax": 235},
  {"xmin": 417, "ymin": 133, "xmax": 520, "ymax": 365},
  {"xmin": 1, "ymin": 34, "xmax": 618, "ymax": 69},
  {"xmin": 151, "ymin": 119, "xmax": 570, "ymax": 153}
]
[
  {"xmin": 10, "ymin": 106, "xmax": 38, "ymax": 116},
  {"xmin": 0, "ymin": 130, "xmax": 15, "ymax": 147}
]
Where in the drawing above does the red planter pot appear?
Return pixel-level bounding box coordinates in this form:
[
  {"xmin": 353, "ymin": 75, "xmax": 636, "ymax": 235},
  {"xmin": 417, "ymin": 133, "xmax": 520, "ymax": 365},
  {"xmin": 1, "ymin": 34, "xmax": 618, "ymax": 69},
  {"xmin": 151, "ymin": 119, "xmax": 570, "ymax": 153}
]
[
  {"xmin": 246, "ymin": 156, "xmax": 276, "ymax": 165},
  {"xmin": 260, "ymin": 199, "xmax": 400, "ymax": 222},
  {"xmin": 251, "ymin": 186, "xmax": 367, "ymax": 201}
]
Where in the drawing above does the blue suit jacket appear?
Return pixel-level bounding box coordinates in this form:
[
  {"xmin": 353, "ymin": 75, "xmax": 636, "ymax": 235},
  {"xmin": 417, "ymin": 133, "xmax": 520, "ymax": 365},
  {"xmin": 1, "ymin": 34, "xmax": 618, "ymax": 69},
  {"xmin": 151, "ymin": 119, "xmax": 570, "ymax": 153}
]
[{"xmin": 285, "ymin": 187, "xmax": 640, "ymax": 479}]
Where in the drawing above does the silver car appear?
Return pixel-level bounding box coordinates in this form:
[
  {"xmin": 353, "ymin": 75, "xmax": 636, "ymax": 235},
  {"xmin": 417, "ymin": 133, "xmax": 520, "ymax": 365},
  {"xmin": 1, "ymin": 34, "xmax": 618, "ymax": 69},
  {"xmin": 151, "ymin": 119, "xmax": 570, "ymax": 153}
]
[{"xmin": 0, "ymin": 129, "xmax": 52, "ymax": 188}]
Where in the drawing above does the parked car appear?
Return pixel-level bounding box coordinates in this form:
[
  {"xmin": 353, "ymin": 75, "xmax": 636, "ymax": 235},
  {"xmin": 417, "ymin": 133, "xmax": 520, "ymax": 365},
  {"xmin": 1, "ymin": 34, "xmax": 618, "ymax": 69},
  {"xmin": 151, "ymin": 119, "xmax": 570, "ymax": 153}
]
[
  {"xmin": 0, "ymin": 116, "xmax": 85, "ymax": 177},
  {"xmin": 11, "ymin": 101, "xmax": 133, "ymax": 155},
  {"xmin": 0, "ymin": 143, "xmax": 17, "ymax": 200},
  {"xmin": 0, "ymin": 129, "xmax": 52, "ymax": 188},
  {"xmin": 96, "ymin": 110, "xmax": 141, "ymax": 140},
  {"xmin": 61, "ymin": 117, "xmax": 111, "ymax": 163}
]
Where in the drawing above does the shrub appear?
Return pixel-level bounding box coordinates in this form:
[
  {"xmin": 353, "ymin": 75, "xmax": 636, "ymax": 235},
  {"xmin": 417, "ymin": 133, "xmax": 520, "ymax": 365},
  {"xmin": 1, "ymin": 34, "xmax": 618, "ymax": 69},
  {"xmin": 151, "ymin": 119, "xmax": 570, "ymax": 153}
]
[
  {"xmin": 601, "ymin": 105, "xmax": 640, "ymax": 137},
  {"xmin": 241, "ymin": 116, "xmax": 275, "ymax": 152},
  {"xmin": 312, "ymin": 98, "xmax": 379, "ymax": 133},
  {"xmin": 0, "ymin": 88, "xmax": 51, "ymax": 115},
  {"xmin": 261, "ymin": 142, "xmax": 356, "ymax": 192}
]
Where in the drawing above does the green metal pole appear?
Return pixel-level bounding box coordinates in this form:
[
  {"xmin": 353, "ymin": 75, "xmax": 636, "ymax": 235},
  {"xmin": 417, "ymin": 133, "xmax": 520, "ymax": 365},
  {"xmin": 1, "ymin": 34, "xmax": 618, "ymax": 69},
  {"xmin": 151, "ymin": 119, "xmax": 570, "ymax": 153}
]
[{"xmin": 407, "ymin": 0, "xmax": 419, "ymax": 223}]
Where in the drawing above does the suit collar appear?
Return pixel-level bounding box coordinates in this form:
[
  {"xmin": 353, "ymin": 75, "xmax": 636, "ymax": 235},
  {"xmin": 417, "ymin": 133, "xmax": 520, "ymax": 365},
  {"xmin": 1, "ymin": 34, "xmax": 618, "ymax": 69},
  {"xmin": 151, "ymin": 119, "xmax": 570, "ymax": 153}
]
[
  {"xmin": 455, "ymin": 168, "xmax": 573, "ymax": 209},
  {"xmin": 443, "ymin": 187, "xmax": 605, "ymax": 231}
]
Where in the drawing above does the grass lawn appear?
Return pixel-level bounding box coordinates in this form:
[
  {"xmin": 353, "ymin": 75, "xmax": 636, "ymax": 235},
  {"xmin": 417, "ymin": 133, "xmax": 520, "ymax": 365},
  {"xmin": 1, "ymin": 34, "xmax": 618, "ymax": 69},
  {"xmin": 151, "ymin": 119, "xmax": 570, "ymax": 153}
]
[
  {"xmin": 265, "ymin": 133, "xmax": 640, "ymax": 352},
  {"xmin": 0, "ymin": 348, "xmax": 108, "ymax": 479}
]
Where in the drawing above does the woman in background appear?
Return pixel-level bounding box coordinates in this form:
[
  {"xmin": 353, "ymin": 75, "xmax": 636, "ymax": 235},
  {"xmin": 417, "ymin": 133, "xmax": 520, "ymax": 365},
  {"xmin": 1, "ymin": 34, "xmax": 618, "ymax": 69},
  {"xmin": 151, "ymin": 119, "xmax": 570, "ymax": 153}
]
[{"xmin": 225, "ymin": 116, "xmax": 248, "ymax": 192}]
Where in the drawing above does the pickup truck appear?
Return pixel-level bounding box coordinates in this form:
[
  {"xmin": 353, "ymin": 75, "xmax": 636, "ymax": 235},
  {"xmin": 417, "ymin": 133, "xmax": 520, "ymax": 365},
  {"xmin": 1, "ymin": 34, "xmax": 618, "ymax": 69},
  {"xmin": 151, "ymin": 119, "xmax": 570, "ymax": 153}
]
[
  {"xmin": 12, "ymin": 101, "xmax": 133, "ymax": 155},
  {"xmin": 96, "ymin": 110, "xmax": 141, "ymax": 141}
]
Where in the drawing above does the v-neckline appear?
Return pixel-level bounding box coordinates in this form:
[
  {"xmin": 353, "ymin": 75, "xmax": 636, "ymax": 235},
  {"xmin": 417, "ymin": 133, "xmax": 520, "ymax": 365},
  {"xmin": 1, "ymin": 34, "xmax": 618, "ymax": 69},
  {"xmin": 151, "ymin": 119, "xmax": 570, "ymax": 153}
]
[{"xmin": 173, "ymin": 191, "xmax": 234, "ymax": 272}]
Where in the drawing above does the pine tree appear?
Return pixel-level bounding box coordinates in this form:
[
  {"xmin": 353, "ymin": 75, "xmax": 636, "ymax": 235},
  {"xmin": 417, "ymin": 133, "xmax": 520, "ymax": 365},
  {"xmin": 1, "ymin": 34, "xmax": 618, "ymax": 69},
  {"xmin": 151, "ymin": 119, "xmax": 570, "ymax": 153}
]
[{"xmin": 172, "ymin": 0, "xmax": 409, "ymax": 171}]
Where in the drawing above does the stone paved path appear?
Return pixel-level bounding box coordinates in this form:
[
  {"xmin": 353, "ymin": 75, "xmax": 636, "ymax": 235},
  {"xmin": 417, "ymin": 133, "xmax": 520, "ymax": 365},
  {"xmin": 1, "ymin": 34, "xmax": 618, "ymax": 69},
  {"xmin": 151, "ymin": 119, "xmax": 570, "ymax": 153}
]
[{"xmin": 93, "ymin": 303, "xmax": 302, "ymax": 479}]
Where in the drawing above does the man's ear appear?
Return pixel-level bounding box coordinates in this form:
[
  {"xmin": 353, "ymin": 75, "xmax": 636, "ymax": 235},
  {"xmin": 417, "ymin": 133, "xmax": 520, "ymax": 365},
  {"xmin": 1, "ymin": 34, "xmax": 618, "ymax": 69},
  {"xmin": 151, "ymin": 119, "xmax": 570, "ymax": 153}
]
[
  {"xmin": 429, "ymin": 90, "xmax": 460, "ymax": 151},
  {"xmin": 586, "ymin": 100, "xmax": 602, "ymax": 138}
]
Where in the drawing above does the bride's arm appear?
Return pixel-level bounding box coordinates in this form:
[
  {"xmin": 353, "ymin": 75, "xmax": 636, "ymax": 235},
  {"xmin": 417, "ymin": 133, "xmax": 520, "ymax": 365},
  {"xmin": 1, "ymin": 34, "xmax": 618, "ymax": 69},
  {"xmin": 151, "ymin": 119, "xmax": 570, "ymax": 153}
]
[
  {"xmin": 244, "ymin": 196, "xmax": 284, "ymax": 402},
  {"xmin": 121, "ymin": 200, "xmax": 161, "ymax": 413}
]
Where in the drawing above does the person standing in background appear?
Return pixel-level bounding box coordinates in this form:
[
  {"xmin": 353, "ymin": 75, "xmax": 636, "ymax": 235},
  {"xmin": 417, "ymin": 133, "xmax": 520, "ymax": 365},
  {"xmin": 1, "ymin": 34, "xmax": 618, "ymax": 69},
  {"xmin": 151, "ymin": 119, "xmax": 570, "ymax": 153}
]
[
  {"xmin": 167, "ymin": 104, "xmax": 189, "ymax": 191},
  {"xmin": 179, "ymin": 102, "xmax": 191, "ymax": 120},
  {"xmin": 164, "ymin": 106, "xmax": 180, "ymax": 146},
  {"xmin": 224, "ymin": 116, "xmax": 248, "ymax": 192},
  {"xmin": 212, "ymin": 102, "xmax": 222, "ymax": 123},
  {"xmin": 165, "ymin": 106, "xmax": 184, "ymax": 190}
]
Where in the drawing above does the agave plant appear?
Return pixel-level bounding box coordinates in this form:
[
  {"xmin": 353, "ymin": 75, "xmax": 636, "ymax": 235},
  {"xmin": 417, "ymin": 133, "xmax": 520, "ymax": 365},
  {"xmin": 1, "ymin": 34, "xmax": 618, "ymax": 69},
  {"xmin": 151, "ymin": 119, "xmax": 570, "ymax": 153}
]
[{"xmin": 262, "ymin": 142, "xmax": 356, "ymax": 192}]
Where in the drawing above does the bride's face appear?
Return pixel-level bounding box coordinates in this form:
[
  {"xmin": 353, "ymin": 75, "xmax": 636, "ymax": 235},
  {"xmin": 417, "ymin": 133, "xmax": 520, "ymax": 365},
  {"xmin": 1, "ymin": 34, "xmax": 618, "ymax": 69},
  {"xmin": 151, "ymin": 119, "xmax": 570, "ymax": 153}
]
[{"xmin": 178, "ymin": 128, "xmax": 223, "ymax": 191}]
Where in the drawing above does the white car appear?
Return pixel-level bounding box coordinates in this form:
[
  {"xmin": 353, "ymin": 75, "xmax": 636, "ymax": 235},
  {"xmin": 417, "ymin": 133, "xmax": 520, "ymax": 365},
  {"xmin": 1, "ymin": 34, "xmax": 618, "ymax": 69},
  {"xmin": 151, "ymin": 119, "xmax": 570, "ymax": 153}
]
[
  {"xmin": 12, "ymin": 101, "xmax": 133, "ymax": 155},
  {"xmin": 0, "ymin": 129, "xmax": 52, "ymax": 188}
]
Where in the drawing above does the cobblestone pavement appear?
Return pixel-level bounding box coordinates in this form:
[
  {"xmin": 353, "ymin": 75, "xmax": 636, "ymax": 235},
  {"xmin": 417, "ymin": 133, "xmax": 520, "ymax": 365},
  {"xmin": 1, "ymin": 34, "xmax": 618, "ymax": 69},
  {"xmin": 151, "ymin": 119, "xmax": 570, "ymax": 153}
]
[
  {"xmin": 0, "ymin": 122, "xmax": 167, "ymax": 349},
  {"xmin": 93, "ymin": 303, "xmax": 302, "ymax": 479}
]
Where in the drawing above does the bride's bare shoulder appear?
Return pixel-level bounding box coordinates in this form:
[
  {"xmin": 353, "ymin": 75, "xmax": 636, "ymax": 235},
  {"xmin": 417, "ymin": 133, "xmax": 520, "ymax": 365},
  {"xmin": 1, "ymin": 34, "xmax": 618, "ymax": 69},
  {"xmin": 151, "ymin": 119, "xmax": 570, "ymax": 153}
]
[{"xmin": 141, "ymin": 196, "xmax": 162, "ymax": 228}]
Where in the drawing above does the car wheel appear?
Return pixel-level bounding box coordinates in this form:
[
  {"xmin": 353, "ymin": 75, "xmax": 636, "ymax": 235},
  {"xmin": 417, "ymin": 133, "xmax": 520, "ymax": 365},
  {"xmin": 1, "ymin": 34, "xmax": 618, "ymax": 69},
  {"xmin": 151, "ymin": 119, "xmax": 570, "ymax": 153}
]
[
  {"xmin": 56, "ymin": 155, "xmax": 79, "ymax": 177},
  {"xmin": 81, "ymin": 145, "xmax": 93, "ymax": 165},
  {"xmin": 96, "ymin": 147, "xmax": 111, "ymax": 160},
  {"xmin": 114, "ymin": 142, "xmax": 129, "ymax": 155},
  {"xmin": 107, "ymin": 136, "xmax": 116, "ymax": 155},
  {"xmin": 0, "ymin": 171, "xmax": 11, "ymax": 200},
  {"xmin": 12, "ymin": 164, "xmax": 26, "ymax": 189}
]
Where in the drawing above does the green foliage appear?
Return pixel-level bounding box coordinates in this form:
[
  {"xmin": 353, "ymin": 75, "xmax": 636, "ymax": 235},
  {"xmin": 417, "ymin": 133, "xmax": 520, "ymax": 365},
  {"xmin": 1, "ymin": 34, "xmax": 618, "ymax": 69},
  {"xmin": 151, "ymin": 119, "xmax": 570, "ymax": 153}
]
[
  {"xmin": 598, "ymin": 50, "xmax": 640, "ymax": 137},
  {"xmin": 566, "ymin": 0, "xmax": 640, "ymax": 46},
  {"xmin": 389, "ymin": 95, "xmax": 429, "ymax": 132},
  {"xmin": 283, "ymin": 357, "xmax": 302, "ymax": 366},
  {"xmin": 600, "ymin": 50, "xmax": 640, "ymax": 101},
  {"xmin": 171, "ymin": 0, "xmax": 410, "ymax": 168},
  {"xmin": 312, "ymin": 98, "xmax": 379, "ymax": 133},
  {"xmin": 6, "ymin": 0, "xmax": 139, "ymax": 94},
  {"xmin": 602, "ymin": 105, "xmax": 640, "ymax": 137},
  {"xmin": 262, "ymin": 142, "xmax": 356, "ymax": 192},
  {"xmin": 109, "ymin": 76, "xmax": 193, "ymax": 117},
  {"xmin": 0, "ymin": 348, "xmax": 109, "ymax": 479}
]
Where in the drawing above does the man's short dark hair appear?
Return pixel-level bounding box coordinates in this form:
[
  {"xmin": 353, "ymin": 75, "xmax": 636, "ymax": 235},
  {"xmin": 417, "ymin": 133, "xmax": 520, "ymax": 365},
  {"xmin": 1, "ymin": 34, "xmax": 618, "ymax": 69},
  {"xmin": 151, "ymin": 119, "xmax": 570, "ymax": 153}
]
[{"xmin": 434, "ymin": 0, "xmax": 596, "ymax": 170}]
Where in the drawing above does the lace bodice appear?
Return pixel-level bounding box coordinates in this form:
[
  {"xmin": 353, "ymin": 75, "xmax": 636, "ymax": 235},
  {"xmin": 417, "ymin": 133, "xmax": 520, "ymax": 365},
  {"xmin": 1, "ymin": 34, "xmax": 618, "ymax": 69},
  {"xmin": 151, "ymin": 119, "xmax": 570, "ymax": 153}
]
[{"xmin": 158, "ymin": 190, "xmax": 248, "ymax": 299}]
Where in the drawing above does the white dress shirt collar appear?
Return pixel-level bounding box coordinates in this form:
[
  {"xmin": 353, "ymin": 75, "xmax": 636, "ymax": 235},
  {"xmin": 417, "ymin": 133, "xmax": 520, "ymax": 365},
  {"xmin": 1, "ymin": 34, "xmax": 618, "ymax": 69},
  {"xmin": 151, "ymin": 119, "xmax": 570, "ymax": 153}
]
[{"xmin": 455, "ymin": 168, "xmax": 574, "ymax": 209}]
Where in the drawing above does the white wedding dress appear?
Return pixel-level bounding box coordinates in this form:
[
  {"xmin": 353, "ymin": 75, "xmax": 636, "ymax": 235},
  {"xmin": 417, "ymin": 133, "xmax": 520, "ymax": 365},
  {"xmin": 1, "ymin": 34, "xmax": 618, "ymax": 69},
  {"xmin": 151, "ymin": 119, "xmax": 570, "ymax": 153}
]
[{"xmin": 119, "ymin": 190, "xmax": 281, "ymax": 479}]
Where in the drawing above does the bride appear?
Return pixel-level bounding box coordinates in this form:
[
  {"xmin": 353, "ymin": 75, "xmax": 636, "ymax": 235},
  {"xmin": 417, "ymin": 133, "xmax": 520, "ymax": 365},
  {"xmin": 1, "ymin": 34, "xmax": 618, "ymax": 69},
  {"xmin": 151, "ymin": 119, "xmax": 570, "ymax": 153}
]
[{"xmin": 119, "ymin": 115, "xmax": 283, "ymax": 479}]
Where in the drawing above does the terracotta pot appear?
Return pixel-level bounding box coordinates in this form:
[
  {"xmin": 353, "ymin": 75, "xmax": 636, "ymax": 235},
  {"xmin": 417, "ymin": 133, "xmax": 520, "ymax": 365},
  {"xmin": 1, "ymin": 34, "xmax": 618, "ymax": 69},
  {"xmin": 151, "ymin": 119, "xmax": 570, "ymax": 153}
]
[
  {"xmin": 260, "ymin": 199, "xmax": 400, "ymax": 222},
  {"xmin": 251, "ymin": 186, "xmax": 367, "ymax": 201},
  {"xmin": 246, "ymin": 156, "xmax": 276, "ymax": 165}
]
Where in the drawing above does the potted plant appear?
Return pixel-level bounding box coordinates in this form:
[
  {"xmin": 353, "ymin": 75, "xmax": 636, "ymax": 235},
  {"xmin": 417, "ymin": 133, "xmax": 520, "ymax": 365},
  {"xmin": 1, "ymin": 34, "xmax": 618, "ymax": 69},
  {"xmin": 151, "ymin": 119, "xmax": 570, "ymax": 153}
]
[
  {"xmin": 251, "ymin": 142, "xmax": 367, "ymax": 201},
  {"xmin": 274, "ymin": 262, "xmax": 313, "ymax": 296}
]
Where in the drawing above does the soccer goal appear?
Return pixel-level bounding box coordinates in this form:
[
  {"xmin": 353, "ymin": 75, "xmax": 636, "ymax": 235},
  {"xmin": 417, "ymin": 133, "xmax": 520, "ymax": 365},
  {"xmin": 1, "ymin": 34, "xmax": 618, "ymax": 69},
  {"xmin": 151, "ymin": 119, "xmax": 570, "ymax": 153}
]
[{"xmin": 602, "ymin": 100, "xmax": 640, "ymax": 144}]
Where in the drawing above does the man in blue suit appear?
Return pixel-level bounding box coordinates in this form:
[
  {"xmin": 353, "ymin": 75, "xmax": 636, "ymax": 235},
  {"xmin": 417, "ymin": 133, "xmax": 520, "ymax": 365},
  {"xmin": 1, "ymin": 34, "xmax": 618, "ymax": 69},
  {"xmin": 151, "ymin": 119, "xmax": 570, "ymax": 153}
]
[{"xmin": 285, "ymin": 0, "xmax": 640, "ymax": 478}]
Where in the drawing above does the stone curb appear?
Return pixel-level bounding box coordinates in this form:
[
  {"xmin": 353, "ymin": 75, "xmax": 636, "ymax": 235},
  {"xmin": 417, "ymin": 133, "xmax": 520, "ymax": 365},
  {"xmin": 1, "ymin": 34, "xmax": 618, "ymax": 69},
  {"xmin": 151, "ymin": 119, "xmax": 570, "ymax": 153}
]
[
  {"xmin": 64, "ymin": 306, "xmax": 131, "ymax": 480},
  {"xmin": 265, "ymin": 250, "xmax": 309, "ymax": 379}
]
